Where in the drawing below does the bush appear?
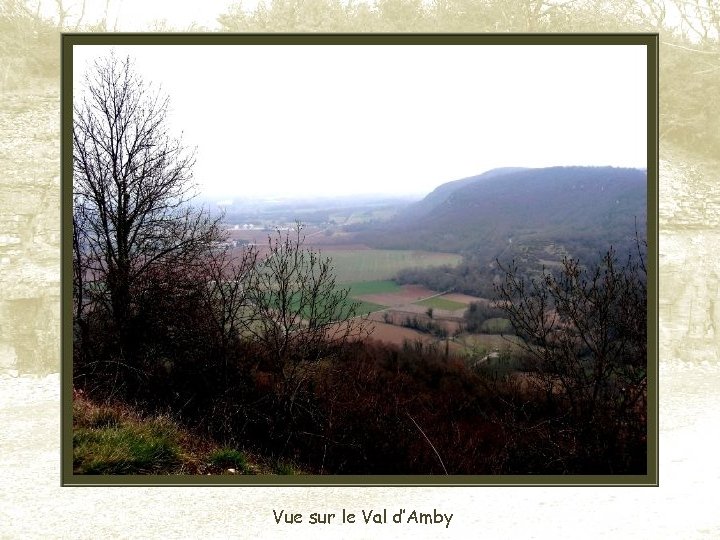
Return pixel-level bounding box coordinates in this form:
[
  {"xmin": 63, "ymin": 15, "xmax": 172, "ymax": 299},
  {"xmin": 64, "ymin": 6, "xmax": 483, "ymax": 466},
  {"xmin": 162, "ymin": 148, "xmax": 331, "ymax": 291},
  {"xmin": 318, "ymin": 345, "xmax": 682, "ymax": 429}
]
[{"xmin": 273, "ymin": 461, "xmax": 301, "ymax": 475}]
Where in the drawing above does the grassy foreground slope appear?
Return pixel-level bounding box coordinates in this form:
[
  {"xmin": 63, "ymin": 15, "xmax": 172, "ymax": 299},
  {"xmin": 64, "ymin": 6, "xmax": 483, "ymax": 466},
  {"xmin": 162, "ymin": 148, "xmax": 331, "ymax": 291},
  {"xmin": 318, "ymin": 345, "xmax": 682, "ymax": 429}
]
[{"xmin": 73, "ymin": 394, "xmax": 302, "ymax": 475}]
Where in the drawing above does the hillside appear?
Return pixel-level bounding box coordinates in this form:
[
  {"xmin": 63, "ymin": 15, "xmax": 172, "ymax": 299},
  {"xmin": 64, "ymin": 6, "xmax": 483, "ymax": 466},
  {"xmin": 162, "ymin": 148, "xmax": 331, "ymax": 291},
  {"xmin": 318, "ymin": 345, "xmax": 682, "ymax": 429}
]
[
  {"xmin": 363, "ymin": 166, "xmax": 647, "ymax": 263},
  {"xmin": 397, "ymin": 167, "xmax": 529, "ymax": 222}
]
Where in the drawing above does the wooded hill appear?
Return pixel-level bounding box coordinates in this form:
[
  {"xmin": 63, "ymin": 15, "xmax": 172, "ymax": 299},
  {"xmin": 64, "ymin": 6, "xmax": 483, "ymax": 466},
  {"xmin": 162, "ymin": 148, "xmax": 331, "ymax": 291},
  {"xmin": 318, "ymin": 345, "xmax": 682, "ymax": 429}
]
[
  {"xmin": 358, "ymin": 166, "xmax": 647, "ymax": 298},
  {"xmin": 364, "ymin": 166, "xmax": 647, "ymax": 259}
]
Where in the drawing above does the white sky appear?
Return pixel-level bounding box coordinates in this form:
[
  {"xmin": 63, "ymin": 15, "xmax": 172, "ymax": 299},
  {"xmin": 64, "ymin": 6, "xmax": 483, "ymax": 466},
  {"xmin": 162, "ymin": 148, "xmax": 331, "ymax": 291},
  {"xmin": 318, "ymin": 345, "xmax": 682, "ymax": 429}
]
[{"xmin": 73, "ymin": 44, "xmax": 648, "ymax": 198}]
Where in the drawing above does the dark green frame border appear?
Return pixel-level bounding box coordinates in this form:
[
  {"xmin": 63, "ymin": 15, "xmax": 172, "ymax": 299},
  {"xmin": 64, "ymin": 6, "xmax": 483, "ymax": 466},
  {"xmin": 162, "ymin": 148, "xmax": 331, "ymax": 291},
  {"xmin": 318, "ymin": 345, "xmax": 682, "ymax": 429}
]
[{"xmin": 61, "ymin": 33, "xmax": 659, "ymax": 487}]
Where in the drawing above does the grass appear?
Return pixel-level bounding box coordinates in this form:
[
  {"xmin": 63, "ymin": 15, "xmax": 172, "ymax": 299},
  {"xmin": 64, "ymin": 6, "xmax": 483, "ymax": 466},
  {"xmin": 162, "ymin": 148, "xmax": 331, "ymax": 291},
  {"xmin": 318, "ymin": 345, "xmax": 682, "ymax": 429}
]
[
  {"xmin": 72, "ymin": 394, "xmax": 305, "ymax": 475},
  {"xmin": 480, "ymin": 317, "xmax": 514, "ymax": 334},
  {"xmin": 456, "ymin": 334, "xmax": 526, "ymax": 378},
  {"xmin": 73, "ymin": 414, "xmax": 182, "ymax": 475},
  {"xmin": 263, "ymin": 290, "xmax": 386, "ymax": 318},
  {"xmin": 273, "ymin": 461, "xmax": 302, "ymax": 475},
  {"xmin": 207, "ymin": 448, "xmax": 251, "ymax": 473},
  {"xmin": 326, "ymin": 250, "xmax": 462, "ymax": 283},
  {"xmin": 473, "ymin": 351, "xmax": 525, "ymax": 378},
  {"xmin": 415, "ymin": 296, "xmax": 467, "ymax": 311},
  {"xmin": 335, "ymin": 280, "xmax": 399, "ymax": 315},
  {"xmin": 457, "ymin": 333, "xmax": 524, "ymax": 353},
  {"xmin": 73, "ymin": 395, "xmax": 191, "ymax": 475},
  {"xmin": 351, "ymin": 299, "xmax": 388, "ymax": 315},
  {"xmin": 344, "ymin": 279, "xmax": 402, "ymax": 296}
]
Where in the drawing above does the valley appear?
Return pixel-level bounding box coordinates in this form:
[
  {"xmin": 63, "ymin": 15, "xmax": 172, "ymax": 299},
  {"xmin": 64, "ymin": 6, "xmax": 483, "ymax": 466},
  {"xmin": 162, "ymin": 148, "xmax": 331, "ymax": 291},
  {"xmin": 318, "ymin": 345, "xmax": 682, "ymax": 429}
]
[
  {"xmin": 210, "ymin": 165, "xmax": 647, "ymax": 362},
  {"xmin": 72, "ymin": 157, "xmax": 649, "ymax": 476}
]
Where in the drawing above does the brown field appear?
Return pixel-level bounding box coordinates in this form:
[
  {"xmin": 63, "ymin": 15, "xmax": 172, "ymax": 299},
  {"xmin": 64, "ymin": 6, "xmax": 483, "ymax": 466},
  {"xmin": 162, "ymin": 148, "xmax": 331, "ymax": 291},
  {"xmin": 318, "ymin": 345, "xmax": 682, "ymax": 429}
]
[
  {"xmin": 375, "ymin": 308, "xmax": 464, "ymax": 325},
  {"xmin": 364, "ymin": 323, "xmax": 470, "ymax": 355},
  {"xmin": 226, "ymin": 241, "xmax": 373, "ymax": 261},
  {"xmin": 428, "ymin": 307, "xmax": 467, "ymax": 318},
  {"xmin": 367, "ymin": 309, "xmax": 423, "ymax": 324},
  {"xmin": 304, "ymin": 230, "xmax": 364, "ymax": 247},
  {"xmin": 366, "ymin": 311, "xmax": 462, "ymax": 340},
  {"xmin": 225, "ymin": 226, "xmax": 367, "ymax": 247},
  {"xmin": 225, "ymin": 229, "xmax": 269, "ymax": 243},
  {"xmin": 365, "ymin": 321, "xmax": 436, "ymax": 345}
]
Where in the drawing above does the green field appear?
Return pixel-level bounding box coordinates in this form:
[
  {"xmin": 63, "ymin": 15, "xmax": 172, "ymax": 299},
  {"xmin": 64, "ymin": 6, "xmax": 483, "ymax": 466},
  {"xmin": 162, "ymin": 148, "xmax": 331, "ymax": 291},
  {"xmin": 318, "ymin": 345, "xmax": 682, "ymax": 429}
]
[
  {"xmin": 344, "ymin": 280, "xmax": 402, "ymax": 296},
  {"xmin": 325, "ymin": 250, "xmax": 462, "ymax": 283},
  {"xmin": 415, "ymin": 296, "xmax": 467, "ymax": 311},
  {"xmin": 480, "ymin": 317, "xmax": 514, "ymax": 334},
  {"xmin": 264, "ymin": 290, "xmax": 386, "ymax": 319},
  {"xmin": 351, "ymin": 299, "xmax": 388, "ymax": 316}
]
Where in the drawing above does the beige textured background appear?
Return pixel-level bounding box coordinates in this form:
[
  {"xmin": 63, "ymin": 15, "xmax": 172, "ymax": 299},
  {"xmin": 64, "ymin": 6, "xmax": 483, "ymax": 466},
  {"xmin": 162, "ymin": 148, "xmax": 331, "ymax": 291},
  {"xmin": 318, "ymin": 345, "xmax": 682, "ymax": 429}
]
[{"xmin": 2, "ymin": 1, "xmax": 718, "ymax": 537}]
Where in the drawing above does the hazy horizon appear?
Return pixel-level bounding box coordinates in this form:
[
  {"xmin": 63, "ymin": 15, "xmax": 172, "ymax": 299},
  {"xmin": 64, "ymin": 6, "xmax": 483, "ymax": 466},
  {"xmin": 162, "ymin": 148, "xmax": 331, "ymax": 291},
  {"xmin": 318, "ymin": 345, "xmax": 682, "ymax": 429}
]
[
  {"xmin": 200, "ymin": 163, "xmax": 648, "ymax": 204},
  {"xmin": 73, "ymin": 44, "xmax": 648, "ymax": 199}
]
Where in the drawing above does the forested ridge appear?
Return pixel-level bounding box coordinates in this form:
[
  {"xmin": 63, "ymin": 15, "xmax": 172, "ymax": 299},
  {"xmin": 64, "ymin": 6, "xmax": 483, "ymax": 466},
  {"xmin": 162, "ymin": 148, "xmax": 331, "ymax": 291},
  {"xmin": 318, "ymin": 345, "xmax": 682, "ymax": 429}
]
[{"xmin": 365, "ymin": 166, "xmax": 646, "ymax": 298}]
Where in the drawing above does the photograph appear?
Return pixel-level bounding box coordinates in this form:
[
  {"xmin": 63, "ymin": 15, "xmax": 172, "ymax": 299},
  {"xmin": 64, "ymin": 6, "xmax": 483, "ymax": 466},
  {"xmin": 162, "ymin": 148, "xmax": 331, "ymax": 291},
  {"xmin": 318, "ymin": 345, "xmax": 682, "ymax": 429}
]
[
  {"xmin": 67, "ymin": 36, "xmax": 653, "ymax": 481},
  {"xmin": 6, "ymin": 0, "xmax": 720, "ymax": 535}
]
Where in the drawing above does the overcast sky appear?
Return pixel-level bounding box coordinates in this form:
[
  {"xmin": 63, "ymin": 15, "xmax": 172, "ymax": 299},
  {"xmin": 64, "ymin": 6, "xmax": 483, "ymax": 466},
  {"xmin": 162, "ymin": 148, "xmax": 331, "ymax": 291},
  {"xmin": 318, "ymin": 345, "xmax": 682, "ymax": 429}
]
[{"xmin": 73, "ymin": 44, "xmax": 648, "ymax": 199}]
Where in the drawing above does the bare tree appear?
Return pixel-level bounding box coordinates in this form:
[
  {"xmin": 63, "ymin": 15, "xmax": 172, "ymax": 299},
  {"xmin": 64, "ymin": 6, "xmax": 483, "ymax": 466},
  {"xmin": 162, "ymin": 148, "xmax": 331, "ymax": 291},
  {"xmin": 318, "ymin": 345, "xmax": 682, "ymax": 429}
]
[
  {"xmin": 670, "ymin": 0, "xmax": 720, "ymax": 43},
  {"xmin": 244, "ymin": 224, "xmax": 370, "ymax": 415},
  {"xmin": 203, "ymin": 243, "xmax": 259, "ymax": 350},
  {"xmin": 494, "ymin": 240, "xmax": 647, "ymax": 470},
  {"xmin": 496, "ymin": 244, "xmax": 646, "ymax": 414},
  {"xmin": 73, "ymin": 53, "xmax": 223, "ymax": 358}
]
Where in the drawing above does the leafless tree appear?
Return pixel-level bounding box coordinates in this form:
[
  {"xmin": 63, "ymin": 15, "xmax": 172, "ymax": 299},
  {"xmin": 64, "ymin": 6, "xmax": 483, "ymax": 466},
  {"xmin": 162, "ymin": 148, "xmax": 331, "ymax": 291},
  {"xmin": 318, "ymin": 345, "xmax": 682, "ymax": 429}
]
[
  {"xmin": 498, "ymin": 244, "xmax": 647, "ymax": 421},
  {"xmin": 73, "ymin": 53, "xmax": 223, "ymax": 358},
  {"xmin": 244, "ymin": 224, "xmax": 370, "ymax": 415},
  {"xmin": 203, "ymin": 244, "xmax": 260, "ymax": 350},
  {"xmin": 670, "ymin": 0, "xmax": 720, "ymax": 43},
  {"xmin": 495, "ymin": 240, "xmax": 647, "ymax": 454}
]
